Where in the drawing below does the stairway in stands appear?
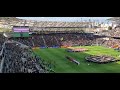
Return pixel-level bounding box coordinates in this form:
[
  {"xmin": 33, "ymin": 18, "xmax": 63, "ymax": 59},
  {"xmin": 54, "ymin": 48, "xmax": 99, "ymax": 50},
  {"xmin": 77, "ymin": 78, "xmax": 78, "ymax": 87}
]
[
  {"xmin": 31, "ymin": 37, "xmax": 35, "ymax": 47},
  {"xmin": 54, "ymin": 36, "xmax": 60, "ymax": 46},
  {"xmin": 42, "ymin": 35, "xmax": 47, "ymax": 47}
]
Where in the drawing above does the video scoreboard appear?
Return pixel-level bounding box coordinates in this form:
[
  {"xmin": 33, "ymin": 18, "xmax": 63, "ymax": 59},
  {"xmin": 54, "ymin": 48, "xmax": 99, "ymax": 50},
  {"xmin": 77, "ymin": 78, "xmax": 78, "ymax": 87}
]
[{"xmin": 12, "ymin": 26, "xmax": 30, "ymax": 37}]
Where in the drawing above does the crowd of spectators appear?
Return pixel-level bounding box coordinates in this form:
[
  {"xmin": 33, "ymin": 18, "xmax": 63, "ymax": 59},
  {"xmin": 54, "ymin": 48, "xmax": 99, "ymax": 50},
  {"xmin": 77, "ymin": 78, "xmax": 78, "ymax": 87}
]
[
  {"xmin": 55, "ymin": 33, "xmax": 96, "ymax": 46},
  {"xmin": 6, "ymin": 31, "xmax": 120, "ymax": 50},
  {"xmin": 2, "ymin": 42, "xmax": 47, "ymax": 73},
  {"xmin": 101, "ymin": 28, "xmax": 120, "ymax": 37},
  {"xmin": 10, "ymin": 33, "xmax": 97, "ymax": 47}
]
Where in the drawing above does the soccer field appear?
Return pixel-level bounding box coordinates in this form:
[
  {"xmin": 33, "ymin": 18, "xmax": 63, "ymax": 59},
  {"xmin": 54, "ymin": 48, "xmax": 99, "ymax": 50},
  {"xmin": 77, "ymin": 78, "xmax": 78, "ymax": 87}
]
[{"xmin": 33, "ymin": 46, "xmax": 120, "ymax": 73}]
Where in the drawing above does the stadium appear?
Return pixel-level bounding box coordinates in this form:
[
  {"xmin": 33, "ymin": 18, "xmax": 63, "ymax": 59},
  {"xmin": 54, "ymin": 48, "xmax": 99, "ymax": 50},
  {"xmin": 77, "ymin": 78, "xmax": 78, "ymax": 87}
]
[{"xmin": 0, "ymin": 17, "xmax": 120, "ymax": 73}]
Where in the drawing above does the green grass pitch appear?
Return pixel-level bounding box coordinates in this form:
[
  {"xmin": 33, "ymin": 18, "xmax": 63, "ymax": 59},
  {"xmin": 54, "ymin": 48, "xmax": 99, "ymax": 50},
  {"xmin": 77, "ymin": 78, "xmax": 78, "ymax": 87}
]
[{"xmin": 33, "ymin": 46, "xmax": 120, "ymax": 73}]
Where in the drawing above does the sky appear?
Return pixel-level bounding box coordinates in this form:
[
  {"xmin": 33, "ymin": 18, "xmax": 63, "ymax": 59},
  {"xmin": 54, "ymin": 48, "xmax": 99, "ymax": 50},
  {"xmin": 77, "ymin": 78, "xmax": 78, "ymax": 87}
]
[{"xmin": 17, "ymin": 17, "xmax": 112, "ymax": 23}]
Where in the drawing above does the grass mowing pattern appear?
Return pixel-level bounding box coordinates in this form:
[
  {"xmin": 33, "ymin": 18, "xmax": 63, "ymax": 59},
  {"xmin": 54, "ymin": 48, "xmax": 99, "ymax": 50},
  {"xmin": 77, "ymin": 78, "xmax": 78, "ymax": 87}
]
[{"xmin": 33, "ymin": 46, "xmax": 120, "ymax": 73}]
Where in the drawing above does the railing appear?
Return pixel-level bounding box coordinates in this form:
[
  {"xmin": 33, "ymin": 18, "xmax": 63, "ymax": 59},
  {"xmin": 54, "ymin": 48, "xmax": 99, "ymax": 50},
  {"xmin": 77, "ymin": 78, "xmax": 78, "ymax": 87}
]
[
  {"xmin": 0, "ymin": 55, "xmax": 5, "ymax": 73},
  {"xmin": 0, "ymin": 42, "xmax": 6, "ymax": 73}
]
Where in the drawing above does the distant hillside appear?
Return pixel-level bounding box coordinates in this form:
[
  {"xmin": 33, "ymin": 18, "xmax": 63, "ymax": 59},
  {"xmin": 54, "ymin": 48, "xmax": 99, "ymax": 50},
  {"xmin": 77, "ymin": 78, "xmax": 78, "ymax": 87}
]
[
  {"xmin": 108, "ymin": 17, "xmax": 120, "ymax": 21},
  {"xmin": 0, "ymin": 17, "xmax": 22, "ymax": 22},
  {"xmin": 107, "ymin": 17, "xmax": 120, "ymax": 24}
]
